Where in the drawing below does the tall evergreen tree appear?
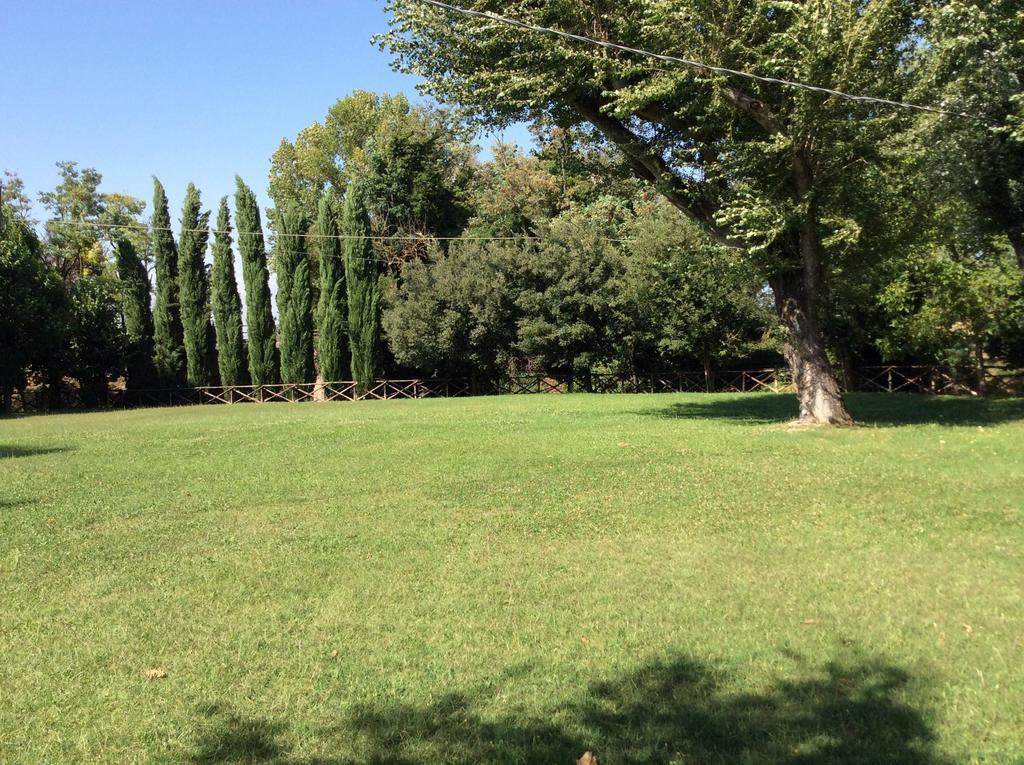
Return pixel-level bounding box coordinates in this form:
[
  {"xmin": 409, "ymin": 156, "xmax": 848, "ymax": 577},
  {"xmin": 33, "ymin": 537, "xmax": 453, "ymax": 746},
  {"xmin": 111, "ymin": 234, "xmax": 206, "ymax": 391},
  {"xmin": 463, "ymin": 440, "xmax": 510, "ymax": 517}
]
[
  {"xmin": 210, "ymin": 197, "xmax": 248, "ymax": 386},
  {"xmin": 234, "ymin": 176, "xmax": 279, "ymax": 385},
  {"xmin": 151, "ymin": 177, "xmax": 185, "ymax": 386},
  {"xmin": 316, "ymin": 189, "xmax": 349, "ymax": 381},
  {"xmin": 178, "ymin": 183, "xmax": 216, "ymax": 387},
  {"xmin": 114, "ymin": 238, "xmax": 155, "ymax": 388},
  {"xmin": 343, "ymin": 181, "xmax": 382, "ymax": 390},
  {"xmin": 275, "ymin": 202, "xmax": 315, "ymax": 384}
]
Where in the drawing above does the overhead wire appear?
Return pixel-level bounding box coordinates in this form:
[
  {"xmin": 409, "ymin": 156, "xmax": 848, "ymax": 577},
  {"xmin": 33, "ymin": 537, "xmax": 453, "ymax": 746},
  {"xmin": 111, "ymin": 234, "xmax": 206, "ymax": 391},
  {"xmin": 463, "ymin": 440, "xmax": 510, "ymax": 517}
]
[
  {"xmin": 45, "ymin": 218, "xmax": 637, "ymax": 266},
  {"xmin": 414, "ymin": 0, "xmax": 982, "ymax": 123}
]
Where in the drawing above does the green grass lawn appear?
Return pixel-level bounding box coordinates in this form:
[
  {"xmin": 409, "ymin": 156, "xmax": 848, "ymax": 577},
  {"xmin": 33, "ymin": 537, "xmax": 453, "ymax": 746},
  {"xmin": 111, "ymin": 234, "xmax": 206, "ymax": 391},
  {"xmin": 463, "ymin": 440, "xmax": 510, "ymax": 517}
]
[{"xmin": 1, "ymin": 392, "xmax": 1023, "ymax": 764}]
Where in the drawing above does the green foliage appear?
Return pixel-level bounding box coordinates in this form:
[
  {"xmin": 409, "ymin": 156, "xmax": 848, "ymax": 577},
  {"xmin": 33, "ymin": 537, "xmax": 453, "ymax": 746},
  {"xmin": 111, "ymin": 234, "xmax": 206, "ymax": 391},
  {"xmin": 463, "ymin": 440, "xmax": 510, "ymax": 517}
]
[
  {"xmin": 912, "ymin": 0, "xmax": 1024, "ymax": 268},
  {"xmin": 315, "ymin": 190, "xmax": 349, "ymax": 381},
  {"xmin": 66, "ymin": 274, "xmax": 127, "ymax": 406},
  {"xmin": 210, "ymin": 198, "xmax": 248, "ymax": 387},
  {"xmin": 151, "ymin": 178, "xmax": 186, "ymax": 387},
  {"xmin": 463, "ymin": 142, "xmax": 562, "ymax": 237},
  {"xmin": 113, "ymin": 238, "xmax": 155, "ymax": 389},
  {"xmin": 515, "ymin": 204, "xmax": 626, "ymax": 377},
  {"xmin": 177, "ymin": 184, "xmax": 216, "ymax": 387},
  {"xmin": 275, "ymin": 203, "xmax": 314, "ymax": 384},
  {"xmin": 269, "ymin": 90, "xmax": 474, "ymax": 257},
  {"xmin": 234, "ymin": 177, "xmax": 279, "ymax": 385},
  {"xmin": 877, "ymin": 246, "xmax": 1021, "ymax": 377},
  {"xmin": 343, "ymin": 181, "xmax": 382, "ymax": 389},
  {"xmin": 1, "ymin": 169, "xmax": 34, "ymax": 222},
  {"xmin": 383, "ymin": 240, "xmax": 522, "ymax": 378},
  {"xmin": 0, "ymin": 208, "xmax": 65, "ymax": 408},
  {"xmin": 616, "ymin": 198, "xmax": 773, "ymax": 375}
]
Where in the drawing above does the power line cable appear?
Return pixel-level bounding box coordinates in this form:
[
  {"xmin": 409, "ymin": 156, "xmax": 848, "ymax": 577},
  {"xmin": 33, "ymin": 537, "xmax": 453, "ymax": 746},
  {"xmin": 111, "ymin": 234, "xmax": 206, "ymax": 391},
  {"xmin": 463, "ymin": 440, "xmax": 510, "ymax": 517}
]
[
  {"xmin": 415, "ymin": 0, "xmax": 981, "ymax": 122},
  {"xmin": 49, "ymin": 218, "xmax": 636, "ymax": 244}
]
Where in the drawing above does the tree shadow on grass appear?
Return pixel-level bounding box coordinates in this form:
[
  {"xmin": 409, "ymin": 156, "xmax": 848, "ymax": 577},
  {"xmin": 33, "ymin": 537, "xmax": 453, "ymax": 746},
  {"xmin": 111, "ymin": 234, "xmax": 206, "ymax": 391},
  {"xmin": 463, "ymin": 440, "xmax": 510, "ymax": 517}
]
[
  {"xmin": 188, "ymin": 653, "xmax": 951, "ymax": 764},
  {"xmin": 0, "ymin": 445, "xmax": 70, "ymax": 459},
  {"xmin": 647, "ymin": 393, "xmax": 1024, "ymax": 427}
]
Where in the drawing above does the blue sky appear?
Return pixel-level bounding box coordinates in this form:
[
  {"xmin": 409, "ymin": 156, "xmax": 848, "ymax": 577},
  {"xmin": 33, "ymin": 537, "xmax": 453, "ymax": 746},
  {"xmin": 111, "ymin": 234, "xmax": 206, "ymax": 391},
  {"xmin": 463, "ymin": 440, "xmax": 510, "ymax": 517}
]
[{"xmin": 3, "ymin": 0, "xmax": 530, "ymax": 223}]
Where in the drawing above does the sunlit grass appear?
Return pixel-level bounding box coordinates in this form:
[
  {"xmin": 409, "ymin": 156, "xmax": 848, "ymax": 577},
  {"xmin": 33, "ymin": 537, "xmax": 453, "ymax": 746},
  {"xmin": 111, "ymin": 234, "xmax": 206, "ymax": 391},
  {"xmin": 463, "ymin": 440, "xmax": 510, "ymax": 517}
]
[{"xmin": 1, "ymin": 393, "xmax": 1022, "ymax": 763}]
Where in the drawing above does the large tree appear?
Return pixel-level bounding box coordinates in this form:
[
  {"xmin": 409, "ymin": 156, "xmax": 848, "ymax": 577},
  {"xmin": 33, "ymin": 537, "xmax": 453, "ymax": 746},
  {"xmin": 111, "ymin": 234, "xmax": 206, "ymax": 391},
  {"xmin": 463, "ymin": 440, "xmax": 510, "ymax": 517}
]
[
  {"xmin": 177, "ymin": 183, "xmax": 216, "ymax": 387},
  {"xmin": 269, "ymin": 90, "xmax": 474, "ymax": 265},
  {"xmin": 210, "ymin": 198, "xmax": 248, "ymax": 387},
  {"xmin": 151, "ymin": 178, "xmax": 186, "ymax": 386},
  {"xmin": 275, "ymin": 203, "xmax": 315, "ymax": 384},
  {"xmin": 343, "ymin": 181, "xmax": 383, "ymax": 390},
  {"xmin": 0, "ymin": 208, "xmax": 65, "ymax": 412},
  {"xmin": 234, "ymin": 177, "xmax": 279, "ymax": 385},
  {"xmin": 114, "ymin": 238, "xmax": 155, "ymax": 389},
  {"xmin": 315, "ymin": 189, "xmax": 349, "ymax": 381},
  {"xmin": 913, "ymin": 0, "xmax": 1024, "ymax": 272},
  {"xmin": 381, "ymin": 1, "xmax": 931, "ymax": 423}
]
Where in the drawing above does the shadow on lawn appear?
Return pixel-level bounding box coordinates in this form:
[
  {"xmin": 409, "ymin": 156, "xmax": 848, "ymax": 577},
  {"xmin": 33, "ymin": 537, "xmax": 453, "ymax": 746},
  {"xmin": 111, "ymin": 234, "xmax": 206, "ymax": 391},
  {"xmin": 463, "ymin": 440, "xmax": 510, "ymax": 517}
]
[
  {"xmin": 649, "ymin": 393, "xmax": 1024, "ymax": 427},
  {"xmin": 189, "ymin": 653, "xmax": 949, "ymax": 764},
  {"xmin": 0, "ymin": 444, "xmax": 69, "ymax": 459}
]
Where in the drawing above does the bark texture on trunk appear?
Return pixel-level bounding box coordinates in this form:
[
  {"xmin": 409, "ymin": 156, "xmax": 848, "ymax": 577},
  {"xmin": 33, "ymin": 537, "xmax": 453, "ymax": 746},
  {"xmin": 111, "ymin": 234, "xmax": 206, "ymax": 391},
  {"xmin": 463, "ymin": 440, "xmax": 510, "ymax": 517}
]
[
  {"xmin": 771, "ymin": 270, "xmax": 853, "ymax": 425},
  {"xmin": 1008, "ymin": 228, "xmax": 1024, "ymax": 275}
]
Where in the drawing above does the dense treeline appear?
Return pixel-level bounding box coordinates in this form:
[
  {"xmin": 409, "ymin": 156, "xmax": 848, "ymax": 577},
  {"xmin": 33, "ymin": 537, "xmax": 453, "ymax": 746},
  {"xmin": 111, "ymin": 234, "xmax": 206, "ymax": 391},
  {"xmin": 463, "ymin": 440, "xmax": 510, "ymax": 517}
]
[{"xmin": 2, "ymin": 3, "xmax": 1023, "ymax": 417}]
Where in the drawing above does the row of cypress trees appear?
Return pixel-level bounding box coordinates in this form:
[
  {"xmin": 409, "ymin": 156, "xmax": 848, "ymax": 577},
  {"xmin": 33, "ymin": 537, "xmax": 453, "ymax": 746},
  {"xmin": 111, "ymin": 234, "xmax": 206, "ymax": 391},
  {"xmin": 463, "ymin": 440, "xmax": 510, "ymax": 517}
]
[{"xmin": 121, "ymin": 177, "xmax": 382, "ymax": 392}]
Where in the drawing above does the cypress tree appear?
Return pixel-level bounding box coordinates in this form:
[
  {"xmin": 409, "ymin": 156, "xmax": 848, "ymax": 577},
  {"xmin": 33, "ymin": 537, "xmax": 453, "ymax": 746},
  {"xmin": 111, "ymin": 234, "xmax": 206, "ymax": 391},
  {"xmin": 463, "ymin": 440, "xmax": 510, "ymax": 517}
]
[
  {"xmin": 210, "ymin": 197, "xmax": 248, "ymax": 386},
  {"xmin": 114, "ymin": 238, "xmax": 155, "ymax": 389},
  {"xmin": 151, "ymin": 178, "xmax": 186, "ymax": 386},
  {"xmin": 234, "ymin": 177, "xmax": 279, "ymax": 385},
  {"xmin": 316, "ymin": 189, "xmax": 348, "ymax": 381},
  {"xmin": 343, "ymin": 181, "xmax": 382, "ymax": 391},
  {"xmin": 275, "ymin": 202, "xmax": 314, "ymax": 384},
  {"xmin": 177, "ymin": 183, "xmax": 216, "ymax": 387}
]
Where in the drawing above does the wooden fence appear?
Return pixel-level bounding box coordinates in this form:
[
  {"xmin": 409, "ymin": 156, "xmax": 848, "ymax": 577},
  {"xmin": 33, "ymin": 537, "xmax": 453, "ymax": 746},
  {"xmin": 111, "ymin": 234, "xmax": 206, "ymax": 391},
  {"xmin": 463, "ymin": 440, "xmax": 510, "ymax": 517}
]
[{"xmin": 8, "ymin": 365, "xmax": 1022, "ymax": 413}]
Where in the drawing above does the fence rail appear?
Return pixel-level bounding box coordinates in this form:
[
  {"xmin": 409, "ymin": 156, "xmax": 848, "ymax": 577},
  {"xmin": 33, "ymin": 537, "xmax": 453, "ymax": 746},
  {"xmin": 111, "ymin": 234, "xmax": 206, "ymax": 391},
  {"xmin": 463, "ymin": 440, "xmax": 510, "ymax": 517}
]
[{"xmin": 8, "ymin": 365, "xmax": 1022, "ymax": 413}]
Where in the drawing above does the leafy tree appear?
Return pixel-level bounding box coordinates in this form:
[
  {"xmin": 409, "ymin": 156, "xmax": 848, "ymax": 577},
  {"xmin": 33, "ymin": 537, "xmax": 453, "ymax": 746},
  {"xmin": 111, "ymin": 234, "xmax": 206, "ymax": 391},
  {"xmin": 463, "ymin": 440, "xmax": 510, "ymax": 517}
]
[
  {"xmin": 515, "ymin": 202, "xmax": 625, "ymax": 381},
  {"xmin": 235, "ymin": 177, "xmax": 279, "ymax": 385},
  {"xmin": 66, "ymin": 274, "xmax": 127, "ymax": 407},
  {"xmin": 380, "ymin": 1, "xmax": 934, "ymax": 423},
  {"xmin": 177, "ymin": 183, "xmax": 216, "ymax": 387},
  {"xmin": 113, "ymin": 238, "xmax": 155, "ymax": 389},
  {"xmin": 0, "ymin": 208, "xmax": 65, "ymax": 412},
  {"xmin": 151, "ymin": 178, "xmax": 186, "ymax": 386},
  {"xmin": 2, "ymin": 169, "xmax": 34, "ymax": 222},
  {"xmin": 210, "ymin": 198, "xmax": 248, "ymax": 386},
  {"xmin": 275, "ymin": 203, "xmax": 315, "ymax": 384},
  {"xmin": 616, "ymin": 198, "xmax": 773, "ymax": 381},
  {"xmin": 383, "ymin": 240, "xmax": 522, "ymax": 379},
  {"xmin": 343, "ymin": 181, "xmax": 383, "ymax": 390},
  {"xmin": 463, "ymin": 142, "xmax": 562, "ymax": 237},
  {"xmin": 315, "ymin": 189, "xmax": 349, "ymax": 381},
  {"xmin": 877, "ymin": 245, "xmax": 1021, "ymax": 392},
  {"xmin": 270, "ymin": 90, "xmax": 474, "ymax": 264},
  {"xmin": 37, "ymin": 162, "xmax": 108, "ymax": 287},
  {"xmin": 913, "ymin": 0, "xmax": 1024, "ymax": 271}
]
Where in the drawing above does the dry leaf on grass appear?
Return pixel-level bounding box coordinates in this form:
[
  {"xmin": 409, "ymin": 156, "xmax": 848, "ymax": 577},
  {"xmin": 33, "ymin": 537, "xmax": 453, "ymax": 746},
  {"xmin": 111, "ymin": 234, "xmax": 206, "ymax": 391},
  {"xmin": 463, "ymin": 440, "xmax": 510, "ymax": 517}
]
[
  {"xmin": 142, "ymin": 668, "xmax": 168, "ymax": 680},
  {"xmin": 577, "ymin": 752, "xmax": 599, "ymax": 765}
]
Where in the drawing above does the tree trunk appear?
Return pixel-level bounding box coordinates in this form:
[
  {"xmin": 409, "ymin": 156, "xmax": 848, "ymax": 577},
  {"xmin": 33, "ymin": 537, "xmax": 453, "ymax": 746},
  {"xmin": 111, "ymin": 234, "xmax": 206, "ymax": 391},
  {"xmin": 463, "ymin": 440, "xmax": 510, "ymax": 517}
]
[
  {"xmin": 701, "ymin": 353, "xmax": 714, "ymax": 393},
  {"xmin": 1008, "ymin": 228, "xmax": 1024, "ymax": 275},
  {"xmin": 975, "ymin": 343, "xmax": 988, "ymax": 397},
  {"xmin": 770, "ymin": 269, "xmax": 853, "ymax": 425},
  {"xmin": 2, "ymin": 384, "xmax": 12, "ymax": 414}
]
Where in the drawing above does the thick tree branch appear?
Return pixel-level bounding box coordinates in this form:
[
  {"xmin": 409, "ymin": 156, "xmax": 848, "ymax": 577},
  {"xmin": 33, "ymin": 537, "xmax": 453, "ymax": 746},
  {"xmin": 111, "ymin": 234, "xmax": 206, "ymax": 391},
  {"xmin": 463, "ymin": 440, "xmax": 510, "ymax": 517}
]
[
  {"xmin": 569, "ymin": 97, "xmax": 745, "ymax": 249},
  {"xmin": 719, "ymin": 86, "xmax": 783, "ymax": 134}
]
